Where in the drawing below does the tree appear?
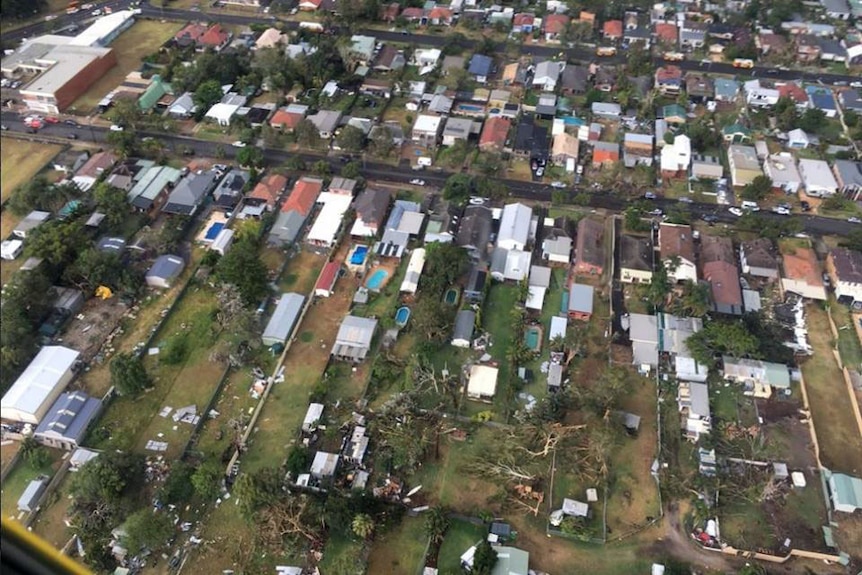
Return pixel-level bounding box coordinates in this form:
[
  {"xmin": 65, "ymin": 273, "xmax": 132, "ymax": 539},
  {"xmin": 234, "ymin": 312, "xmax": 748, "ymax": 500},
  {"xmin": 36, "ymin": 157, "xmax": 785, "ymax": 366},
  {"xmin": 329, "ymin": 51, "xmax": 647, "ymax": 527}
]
[
  {"xmin": 422, "ymin": 242, "xmax": 468, "ymax": 296},
  {"xmin": 686, "ymin": 320, "xmax": 760, "ymax": 368},
  {"xmin": 233, "ymin": 467, "xmax": 283, "ymax": 519},
  {"xmin": 295, "ymin": 119, "xmax": 320, "ymax": 148},
  {"xmin": 159, "ymin": 461, "xmax": 195, "ymax": 505},
  {"xmin": 341, "ymin": 161, "xmax": 361, "ymax": 179},
  {"xmin": 351, "ymin": 513, "xmax": 375, "ymax": 539},
  {"xmin": 313, "ymin": 160, "xmax": 332, "ymax": 177},
  {"xmin": 336, "ymin": 125, "xmax": 366, "ymax": 152},
  {"xmin": 841, "ymin": 228, "xmax": 862, "ymax": 252},
  {"xmin": 677, "ymin": 280, "xmax": 710, "ymax": 318},
  {"xmin": 71, "ymin": 451, "xmax": 144, "ymax": 505},
  {"xmin": 92, "ymin": 183, "xmax": 131, "ymax": 233},
  {"xmin": 7, "ymin": 177, "xmax": 79, "ymax": 217},
  {"xmin": 471, "ymin": 540, "xmax": 498, "ymax": 575},
  {"xmin": 64, "ymin": 248, "xmax": 122, "ymax": 292},
  {"xmin": 27, "ymin": 220, "xmax": 87, "ymax": 266},
  {"xmin": 284, "ymin": 156, "xmax": 307, "ymax": 171},
  {"xmin": 797, "ymin": 107, "xmax": 826, "ymax": 133},
  {"xmin": 236, "ymin": 146, "xmax": 264, "ymax": 168},
  {"xmin": 106, "ymin": 129, "xmax": 138, "ymax": 158},
  {"xmin": 369, "ymin": 126, "xmax": 394, "ymax": 158},
  {"xmin": 193, "ymin": 80, "xmax": 225, "ymax": 121},
  {"xmin": 285, "ymin": 445, "xmax": 311, "ymax": 477},
  {"xmin": 423, "ymin": 506, "xmax": 449, "ymax": 544},
  {"xmin": 215, "ymin": 238, "xmax": 270, "ymax": 306},
  {"xmin": 442, "ymin": 173, "xmax": 473, "ymax": 205},
  {"xmin": 740, "ymin": 175, "xmax": 773, "ymax": 201},
  {"xmin": 626, "ymin": 42, "xmax": 651, "ymax": 76},
  {"xmin": 645, "ymin": 263, "xmax": 670, "ymax": 311},
  {"xmin": 191, "ymin": 461, "xmax": 222, "ymax": 500},
  {"xmin": 109, "ymin": 352, "xmax": 151, "ymax": 397},
  {"xmin": 122, "ymin": 509, "xmax": 174, "ymax": 554}
]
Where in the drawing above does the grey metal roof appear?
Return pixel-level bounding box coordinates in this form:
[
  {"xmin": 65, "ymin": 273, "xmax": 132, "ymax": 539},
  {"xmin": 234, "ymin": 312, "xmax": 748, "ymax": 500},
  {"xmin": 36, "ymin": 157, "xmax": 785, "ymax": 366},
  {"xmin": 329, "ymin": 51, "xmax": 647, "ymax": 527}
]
[
  {"xmin": 17, "ymin": 478, "xmax": 47, "ymax": 512},
  {"xmin": 453, "ymin": 309, "xmax": 476, "ymax": 342},
  {"xmin": 568, "ymin": 283, "xmax": 594, "ymax": 314},
  {"xmin": 33, "ymin": 390, "xmax": 101, "ymax": 445},
  {"xmin": 97, "ymin": 236, "xmax": 126, "ymax": 253},
  {"xmin": 332, "ymin": 315, "xmax": 378, "ymax": 360},
  {"xmin": 269, "ymin": 210, "xmax": 308, "ymax": 245},
  {"xmin": 147, "ymin": 254, "xmax": 185, "ymax": 282},
  {"xmin": 688, "ymin": 382, "xmax": 710, "ymax": 418},
  {"xmin": 262, "ymin": 293, "xmax": 305, "ymax": 346},
  {"xmin": 162, "ymin": 170, "xmax": 217, "ymax": 215}
]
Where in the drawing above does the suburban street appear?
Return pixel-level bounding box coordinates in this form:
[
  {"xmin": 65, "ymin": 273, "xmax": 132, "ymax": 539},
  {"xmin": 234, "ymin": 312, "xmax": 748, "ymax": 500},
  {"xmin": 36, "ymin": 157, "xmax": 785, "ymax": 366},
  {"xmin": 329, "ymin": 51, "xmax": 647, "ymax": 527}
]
[{"xmin": 2, "ymin": 110, "xmax": 857, "ymax": 238}]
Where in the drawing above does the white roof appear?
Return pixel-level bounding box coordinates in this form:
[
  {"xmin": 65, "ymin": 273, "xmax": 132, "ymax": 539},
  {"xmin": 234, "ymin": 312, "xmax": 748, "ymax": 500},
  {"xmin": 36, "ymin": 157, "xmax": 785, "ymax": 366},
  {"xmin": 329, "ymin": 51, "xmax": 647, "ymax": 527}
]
[
  {"xmin": 799, "ymin": 158, "xmax": 839, "ymax": 193},
  {"xmin": 549, "ymin": 316, "xmax": 567, "ymax": 341},
  {"xmin": 468, "ymin": 364, "xmax": 499, "ymax": 397},
  {"xmin": 526, "ymin": 286, "xmax": 546, "ymax": 310},
  {"xmin": 205, "ymin": 102, "xmax": 240, "ymax": 123},
  {"xmin": 413, "ymin": 114, "xmax": 443, "ymax": 134},
  {"xmin": 562, "ymin": 498, "xmax": 589, "ymax": 517},
  {"xmin": 497, "ymin": 202, "xmax": 532, "ymax": 250},
  {"xmin": 306, "ymin": 192, "xmax": 352, "ymax": 246},
  {"xmin": 302, "ymin": 403, "xmax": 324, "ymax": 432},
  {"xmin": 1, "ymin": 346, "xmax": 79, "ymax": 424},
  {"xmin": 764, "ymin": 153, "xmax": 802, "ymax": 185},
  {"xmin": 504, "ymin": 249, "xmax": 532, "ymax": 282},
  {"xmin": 400, "ymin": 248, "xmax": 426, "ymax": 294},
  {"xmin": 69, "ymin": 10, "xmax": 136, "ymax": 46},
  {"xmin": 210, "ymin": 228, "xmax": 234, "ymax": 253}
]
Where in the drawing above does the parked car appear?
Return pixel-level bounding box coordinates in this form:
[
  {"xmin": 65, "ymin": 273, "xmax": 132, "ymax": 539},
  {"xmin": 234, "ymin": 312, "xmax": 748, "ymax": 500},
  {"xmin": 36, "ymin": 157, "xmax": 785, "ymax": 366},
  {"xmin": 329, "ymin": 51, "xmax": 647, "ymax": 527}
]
[
  {"xmin": 800, "ymin": 201, "xmax": 811, "ymax": 212},
  {"xmin": 848, "ymin": 217, "xmax": 861, "ymax": 224},
  {"xmin": 550, "ymin": 181, "xmax": 566, "ymax": 189},
  {"xmin": 702, "ymin": 214, "xmax": 718, "ymax": 223},
  {"xmin": 772, "ymin": 207, "xmax": 790, "ymax": 215},
  {"xmin": 67, "ymin": 133, "xmax": 78, "ymax": 139},
  {"xmin": 728, "ymin": 207, "xmax": 744, "ymax": 217},
  {"xmin": 44, "ymin": 116, "xmax": 59, "ymax": 124},
  {"xmin": 535, "ymin": 167, "xmax": 544, "ymax": 177},
  {"xmin": 231, "ymin": 141, "xmax": 247, "ymax": 148},
  {"xmin": 678, "ymin": 196, "xmax": 693, "ymax": 203},
  {"xmin": 649, "ymin": 208, "xmax": 663, "ymax": 216},
  {"xmin": 109, "ymin": 124, "xmax": 124, "ymax": 131},
  {"xmin": 64, "ymin": 119, "xmax": 79, "ymax": 127},
  {"xmin": 644, "ymin": 192, "xmax": 657, "ymax": 200},
  {"xmin": 409, "ymin": 179, "xmax": 425, "ymax": 186}
]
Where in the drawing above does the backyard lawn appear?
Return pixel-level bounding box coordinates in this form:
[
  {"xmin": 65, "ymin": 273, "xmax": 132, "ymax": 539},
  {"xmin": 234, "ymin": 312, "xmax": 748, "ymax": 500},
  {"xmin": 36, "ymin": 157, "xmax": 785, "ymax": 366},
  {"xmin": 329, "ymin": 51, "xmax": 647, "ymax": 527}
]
[
  {"xmin": 366, "ymin": 516, "xmax": 428, "ymax": 575},
  {"xmin": 437, "ymin": 519, "xmax": 486, "ymax": 573},
  {"xmin": 0, "ymin": 448, "xmax": 62, "ymax": 518},
  {"xmin": 69, "ymin": 20, "xmax": 182, "ymax": 113},
  {"xmin": 831, "ymin": 303, "xmax": 862, "ymax": 371}
]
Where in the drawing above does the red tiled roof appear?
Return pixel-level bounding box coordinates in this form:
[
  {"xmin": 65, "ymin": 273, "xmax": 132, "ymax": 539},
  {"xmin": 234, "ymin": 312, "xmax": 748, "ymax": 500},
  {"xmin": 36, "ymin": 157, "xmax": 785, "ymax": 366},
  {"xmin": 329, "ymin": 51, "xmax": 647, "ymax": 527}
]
[
  {"xmin": 249, "ymin": 174, "xmax": 287, "ymax": 206},
  {"xmin": 543, "ymin": 14, "xmax": 570, "ymax": 34},
  {"xmin": 593, "ymin": 146, "xmax": 619, "ymax": 163},
  {"xmin": 478, "ymin": 117, "xmax": 511, "ymax": 150},
  {"xmin": 401, "ymin": 7, "xmax": 424, "ymax": 19},
  {"xmin": 659, "ymin": 223, "xmax": 695, "ymax": 262},
  {"xmin": 656, "ymin": 65, "xmax": 682, "ymax": 82},
  {"xmin": 603, "ymin": 20, "xmax": 623, "ymax": 38},
  {"xmin": 782, "ymin": 248, "xmax": 822, "ymax": 286},
  {"xmin": 270, "ymin": 109, "xmax": 304, "ymax": 130},
  {"xmin": 200, "ymin": 24, "xmax": 229, "ymax": 47},
  {"xmin": 655, "ymin": 23, "xmax": 677, "ymax": 43},
  {"xmin": 316, "ymin": 261, "xmax": 340, "ymax": 292},
  {"xmin": 512, "ymin": 13, "xmax": 535, "ymax": 27},
  {"xmin": 381, "ymin": 2, "xmax": 400, "ymax": 21},
  {"xmin": 175, "ymin": 22, "xmax": 208, "ymax": 43},
  {"xmin": 703, "ymin": 260, "xmax": 742, "ymax": 306},
  {"xmin": 777, "ymin": 83, "xmax": 807, "ymax": 104},
  {"xmin": 281, "ymin": 177, "xmax": 322, "ymax": 216},
  {"xmin": 428, "ymin": 7, "xmax": 452, "ymax": 20}
]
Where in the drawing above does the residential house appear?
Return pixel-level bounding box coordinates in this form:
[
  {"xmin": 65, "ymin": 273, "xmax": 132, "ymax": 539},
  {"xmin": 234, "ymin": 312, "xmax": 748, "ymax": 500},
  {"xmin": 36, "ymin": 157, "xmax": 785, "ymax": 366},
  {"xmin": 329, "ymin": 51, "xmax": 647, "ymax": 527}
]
[
  {"xmin": 254, "ymin": 27, "xmax": 286, "ymax": 50},
  {"xmin": 777, "ymin": 82, "xmax": 810, "ymax": 110},
  {"xmin": 427, "ymin": 6, "xmax": 453, "ymax": 26},
  {"xmin": 654, "ymin": 22, "xmax": 678, "ymax": 47},
  {"xmin": 552, "ymin": 133, "xmax": 580, "ymax": 166},
  {"xmin": 411, "ymin": 114, "xmax": 443, "ymax": 146},
  {"xmin": 806, "ymin": 86, "xmax": 838, "ymax": 117},
  {"xmin": 787, "ymin": 129, "xmax": 810, "ymax": 150},
  {"xmin": 442, "ymin": 117, "xmax": 478, "ymax": 147},
  {"xmin": 691, "ymin": 155, "xmax": 723, "ymax": 180},
  {"xmin": 162, "ymin": 169, "xmax": 218, "ymax": 216},
  {"xmin": 745, "ymin": 81, "xmax": 780, "ymax": 108},
  {"xmin": 679, "ymin": 381, "xmax": 711, "ymax": 441},
  {"xmin": 247, "ymin": 173, "xmax": 287, "ymax": 212},
  {"xmin": 723, "ymin": 357, "xmax": 791, "ymax": 398},
  {"xmin": 52, "ymin": 150, "xmax": 89, "ymax": 174},
  {"xmin": 739, "ymin": 238, "xmax": 779, "ymax": 279},
  {"xmin": 212, "ymin": 169, "xmax": 249, "ymax": 210},
  {"xmin": 660, "ymin": 103, "xmax": 687, "ymax": 125},
  {"xmin": 624, "ymin": 20, "xmax": 651, "ymax": 48},
  {"xmin": 833, "ymin": 160, "xmax": 862, "ymax": 200},
  {"xmin": 568, "ymin": 283, "xmax": 594, "ymax": 321},
  {"xmin": 0, "ymin": 346, "xmax": 80, "ymax": 424},
  {"xmin": 452, "ymin": 309, "xmax": 476, "ymax": 348},
  {"xmin": 620, "ymin": 235, "xmax": 654, "ymax": 284},
  {"xmin": 623, "ymin": 133, "xmax": 654, "ymax": 168},
  {"xmin": 373, "ymin": 45, "xmax": 405, "ymax": 72},
  {"xmin": 685, "ymin": 74, "xmax": 714, "ymax": 102},
  {"xmin": 306, "ymin": 191, "xmax": 352, "ymax": 250},
  {"xmin": 714, "ymin": 78, "xmax": 740, "ymax": 102},
  {"xmin": 781, "ymin": 247, "xmax": 827, "ymax": 300},
  {"xmin": 799, "ymin": 158, "xmax": 839, "ymax": 196},
  {"xmin": 722, "ymin": 123, "xmax": 752, "ymax": 144},
  {"xmin": 343, "ymin": 35, "xmax": 376, "ymax": 69},
  {"xmin": 137, "ymin": 74, "xmax": 173, "ymax": 113},
  {"xmin": 146, "ymin": 255, "xmax": 185, "ymax": 289},
  {"xmin": 592, "ymin": 141, "xmax": 620, "ymax": 166},
  {"xmin": 463, "ymin": 264, "xmax": 488, "ymax": 302},
  {"xmin": 167, "ymin": 92, "xmax": 195, "ymax": 118},
  {"xmin": 543, "ymin": 234, "xmax": 572, "ymax": 265},
  {"xmin": 269, "ymin": 104, "xmax": 308, "ymax": 131},
  {"xmin": 822, "ymin": 0, "xmax": 852, "ymax": 19},
  {"xmin": 205, "ymin": 92, "xmax": 247, "ymax": 126},
  {"xmin": 127, "ymin": 165, "xmax": 182, "ymax": 215},
  {"xmin": 574, "ymin": 218, "xmax": 604, "ymax": 275},
  {"xmin": 603, "ymin": 20, "xmax": 623, "ymax": 41},
  {"xmin": 560, "ymin": 65, "xmax": 589, "ymax": 95},
  {"xmin": 268, "ymin": 177, "xmax": 323, "ymax": 246},
  {"xmin": 350, "ymin": 188, "xmax": 390, "ymax": 238},
  {"xmin": 497, "ymin": 203, "xmax": 532, "ymax": 252},
  {"xmin": 655, "ymin": 66, "xmax": 683, "ymax": 95},
  {"xmin": 594, "ymin": 67, "xmax": 619, "ymax": 92},
  {"xmin": 532, "ymin": 60, "xmax": 563, "ymax": 92},
  {"xmin": 701, "ymin": 235, "xmax": 743, "ymax": 315},
  {"xmin": 628, "ymin": 312, "xmax": 703, "ymax": 369},
  {"xmin": 819, "ymin": 38, "xmax": 847, "ymax": 62},
  {"xmin": 591, "ymin": 102, "xmax": 622, "ymax": 119},
  {"xmin": 828, "ymin": 472, "xmax": 862, "ymax": 514},
  {"xmin": 478, "ymin": 116, "xmax": 510, "ymax": 152},
  {"xmin": 512, "ymin": 116, "xmax": 549, "ymax": 161},
  {"xmin": 757, "ymin": 32, "xmax": 788, "ymax": 54},
  {"xmin": 261, "ymin": 293, "xmax": 305, "ymax": 347},
  {"xmin": 457, "ymin": 203, "xmax": 493, "ymax": 260},
  {"xmin": 727, "ymin": 145, "xmax": 762, "ymax": 187},
  {"xmin": 308, "ymin": 110, "xmax": 342, "ymax": 139},
  {"xmin": 412, "ymin": 48, "xmax": 442, "ymax": 68},
  {"xmin": 660, "ymin": 134, "xmax": 691, "ymax": 179},
  {"xmin": 71, "ymin": 151, "xmax": 117, "ymax": 192},
  {"xmin": 839, "ymin": 89, "xmax": 862, "ymax": 114},
  {"xmin": 659, "ymin": 223, "xmax": 697, "ymax": 283},
  {"xmin": 679, "ymin": 21, "xmax": 707, "ymax": 49},
  {"xmin": 512, "ymin": 13, "xmax": 535, "ymax": 34},
  {"xmin": 33, "ymin": 390, "xmax": 101, "ymax": 450},
  {"xmin": 796, "ymin": 34, "xmax": 822, "ymax": 63},
  {"xmin": 826, "ymin": 247, "xmax": 862, "ymax": 304},
  {"xmin": 466, "ymin": 365, "xmax": 499, "ymax": 401},
  {"xmin": 468, "ymin": 54, "xmax": 493, "ymax": 84},
  {"xmin": 763, "ymin": 153, "xmax": 802, "ymax": 194},
  {"xmin": 331, "ymin": 315, "xmax": 378, "ymax": 362},
  {"xmin": 198, "ymin": 24, "xmax": 231, "ymax": 52},
  {"xmin": 543, "ymin": 14, "xmax": 570, "ymax": 42}
]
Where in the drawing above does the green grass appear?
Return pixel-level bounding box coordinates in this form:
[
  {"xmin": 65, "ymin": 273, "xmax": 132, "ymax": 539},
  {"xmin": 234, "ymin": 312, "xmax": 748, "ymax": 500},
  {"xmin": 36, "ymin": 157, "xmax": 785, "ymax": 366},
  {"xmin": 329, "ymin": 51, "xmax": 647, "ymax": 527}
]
[
  {"xmin": 437, "ymin": 519, "xmax": 486, "ymax": 573},
  {"xmin": 0, "ymin": 449, "xmax": 61, "ymax": 518},
  {"xmin": 317, "ymin": 532, "xmax": 365, "ymax": 574},
  {"xmin": 366, "ymin": 516, "xmax": 428, "ymax": 575},
  {"xmin": 831, "ymin": 303, "xmax": 862, "ymax": 370},
  {"xmin": 482, "ymin": 282, "xmax": 522, "ymax": 418}
]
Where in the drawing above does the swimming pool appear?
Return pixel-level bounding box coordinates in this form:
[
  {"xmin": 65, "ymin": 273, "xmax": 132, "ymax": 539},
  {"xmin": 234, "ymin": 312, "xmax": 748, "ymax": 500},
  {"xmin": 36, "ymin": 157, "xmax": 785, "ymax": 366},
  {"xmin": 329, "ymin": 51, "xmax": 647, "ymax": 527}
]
[
  {"xmin": 366, "ymin": 268, "xmax": 389, "ymax": 290},
  {"xmin": 456, "ymin": 103, "xmax": 484, "ymax": 113},
  {"xmin": 205, "ymin": 222, "xmax": 225, "ymax": 241},
  {"xmin": 444, "ymin": 288, "xmax": 460, "ymax": 305},
  {"xmin": 524, "ymin": 326, "xmax": 543, "ymax": 353},
  {"xmin": 350, "ymin": 245, "xmax": 369, "ymax": 265},
  {"xmin": 395, "ymin": 306, "xmax": 411, "ymax": 327}
]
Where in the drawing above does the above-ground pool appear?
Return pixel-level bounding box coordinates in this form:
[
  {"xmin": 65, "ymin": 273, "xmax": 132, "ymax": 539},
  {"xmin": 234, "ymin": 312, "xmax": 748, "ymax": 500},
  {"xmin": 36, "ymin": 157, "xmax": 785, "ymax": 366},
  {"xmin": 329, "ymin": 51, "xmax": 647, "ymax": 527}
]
[
  {"xmin": 444, "ymin": 288, "xmax": 460, "ymax": 305},
  {"xmin": 205, "ymin": 222, "xmax": 225, "ymax": 241},
  {"xmin": 395, "ymin": 306, "xmax": 411, "ymax": 327},
  {"xmin": 524, "ymin": 326, "xmax": 543, "ymax": 353},
  {"xmin": 366, "ymin": 268, "xmax": 390, "ymax": 290},
  {"xmin": 456, "ymin": 103, "xmax": 484, "ymax": 113},
  {"xmin": 349, "ymin": 245, "xmax": 369, "ymax": 266}
]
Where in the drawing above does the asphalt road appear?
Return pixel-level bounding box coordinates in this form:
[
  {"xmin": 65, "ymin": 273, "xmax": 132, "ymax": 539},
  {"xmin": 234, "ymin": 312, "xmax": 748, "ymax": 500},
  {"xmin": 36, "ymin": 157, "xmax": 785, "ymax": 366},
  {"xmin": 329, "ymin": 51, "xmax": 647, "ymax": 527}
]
[
  {"xmin": 4, "ymin": 0, "xmax": 862, "ymax": 88},
  {"xmin": 2, "ymin": 111, "xmax": 857, "ymax": 238}
]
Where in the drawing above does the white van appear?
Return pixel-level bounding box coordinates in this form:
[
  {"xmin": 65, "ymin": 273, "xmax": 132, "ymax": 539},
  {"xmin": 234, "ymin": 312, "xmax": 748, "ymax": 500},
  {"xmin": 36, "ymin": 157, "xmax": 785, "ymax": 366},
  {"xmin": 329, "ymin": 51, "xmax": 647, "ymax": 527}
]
[{"xmin": 740, "ymin": 201, "xmax": 760, "ymax": 211}]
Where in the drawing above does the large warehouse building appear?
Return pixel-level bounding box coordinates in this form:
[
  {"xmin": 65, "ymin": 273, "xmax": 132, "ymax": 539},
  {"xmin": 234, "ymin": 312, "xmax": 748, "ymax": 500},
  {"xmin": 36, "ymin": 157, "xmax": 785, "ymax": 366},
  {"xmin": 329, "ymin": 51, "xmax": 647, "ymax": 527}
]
[{"xmin": 0, "ymin": 346, "xmax": 80, "ymax": 425}]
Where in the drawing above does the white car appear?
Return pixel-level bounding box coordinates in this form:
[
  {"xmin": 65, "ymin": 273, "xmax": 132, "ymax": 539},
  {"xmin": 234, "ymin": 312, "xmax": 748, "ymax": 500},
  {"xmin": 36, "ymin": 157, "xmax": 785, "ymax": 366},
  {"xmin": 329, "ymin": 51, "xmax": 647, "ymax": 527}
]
[
  {"xmin": 44, "ymin": 14, "xmax": 58, "ymax": 21},
  {"xmin": 109, "ymin": 124, "xmax": 124, "ymax": 132},
  {"xmin": 728, "ymin": 207, "xmax": 744, "ymax": 217},
  {"xmin": 772, "ymin": 207, "xmax": 790, "ymax": 215},
  {"xmin": 649, "ymin": 208, "xmax": 663, "ymax": 216},
  {"xmin": 848, "ymin": 217, "xmax": 861, "ymax": 224},
  {"xmin": 231, "ymin": 141, "xmax": 247, "ymax": 148},
  {"xmin": 678, "ymin": 196, "xmax": 693, "ymax": 203},
  {"xmin": 91, "ymin": 9, "xmax": 102, "ymax": 16},
  {"xmin": 409, "ymin": 179, "xmax": 425, "ymax": 186},
  {"xmin": 550, "ymin": 181, "xmax": 566, "ymax": 189}
]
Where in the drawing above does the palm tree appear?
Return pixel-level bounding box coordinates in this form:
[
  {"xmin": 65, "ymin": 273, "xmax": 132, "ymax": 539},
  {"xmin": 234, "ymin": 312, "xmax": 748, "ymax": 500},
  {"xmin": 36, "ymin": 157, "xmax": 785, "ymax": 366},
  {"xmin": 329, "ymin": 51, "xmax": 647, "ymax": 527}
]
[
  {"xmin": 351, "ymin": 513, "xmax": 375, "ymax": 540},
  {"xmin": 424, "ymin": 506, "xmax": 450, "ymax": 545}
]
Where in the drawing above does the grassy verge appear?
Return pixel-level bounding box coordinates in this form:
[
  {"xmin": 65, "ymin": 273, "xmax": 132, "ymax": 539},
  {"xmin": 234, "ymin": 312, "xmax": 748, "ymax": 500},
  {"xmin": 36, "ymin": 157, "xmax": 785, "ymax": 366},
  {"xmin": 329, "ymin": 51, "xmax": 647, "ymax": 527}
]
[{"xmin": 831, "ymin": 303, "xmax": 862, "ymax": 370}]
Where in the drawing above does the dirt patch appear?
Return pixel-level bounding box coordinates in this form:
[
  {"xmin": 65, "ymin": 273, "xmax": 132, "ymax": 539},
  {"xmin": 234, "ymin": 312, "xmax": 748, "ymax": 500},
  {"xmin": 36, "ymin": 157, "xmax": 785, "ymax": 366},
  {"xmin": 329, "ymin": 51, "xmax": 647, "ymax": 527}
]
[
  {"xmin": 762, "ymin": 419, "xmax": 817, "ymax": 469},
  {"xmin": 756, "ymin": 397, "xmax": 803, "ymax": 423},
  {"xmin": 833, "ymin": 514, "xmax": 862, "ymax": 564},
  {"xmin": 0, "ymin": 441, "xmax": 20, "ymax": 474},
  {"xmin": 60, "ymin": 297, "xmax": 130, "ymax": 363}
]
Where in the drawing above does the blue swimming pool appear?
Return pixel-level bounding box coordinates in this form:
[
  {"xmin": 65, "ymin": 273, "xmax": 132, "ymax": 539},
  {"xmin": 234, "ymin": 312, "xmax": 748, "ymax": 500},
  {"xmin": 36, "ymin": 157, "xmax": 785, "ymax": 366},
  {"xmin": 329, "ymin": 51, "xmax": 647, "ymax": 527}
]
[
  {"xmin": 350, "ymin": 245, "xmax": 369, "ymax": 265},
  {"xmin": 366, "ymin": 269, "xmax": 389, "ymax": 290},
  {"xmin": 457, "ymin": 104, "xmax": 484, "ymax": 113},
  {"xmin": 205, "ymin": 222, "xmax": 225, "ymax": 241},
  {"xmin": 395, "ymin": 306, "xmax": 411, "ymax": 327}
]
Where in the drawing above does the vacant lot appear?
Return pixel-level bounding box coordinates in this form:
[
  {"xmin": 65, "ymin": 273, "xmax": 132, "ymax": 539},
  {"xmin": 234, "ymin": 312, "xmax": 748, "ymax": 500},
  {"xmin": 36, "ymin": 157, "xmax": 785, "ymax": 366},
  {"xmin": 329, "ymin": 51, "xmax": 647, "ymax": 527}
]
[
  {"xmin": 366, "ymin": 516, "xmax": 427, "ymax": 575},
  {"xmin": 70, "ymin": 20, "xmax": 181, "ymax": 113},
  {"xmin": 801, "ymin": 305, "xmax": 862, "ymax": 476},
  {"xmin": 437, "ymin": 519, "xmax": 485, "ymax": 572},
  {"xmin": 0, "ymin": 448, "xmax": 62, "ymax": 518}
]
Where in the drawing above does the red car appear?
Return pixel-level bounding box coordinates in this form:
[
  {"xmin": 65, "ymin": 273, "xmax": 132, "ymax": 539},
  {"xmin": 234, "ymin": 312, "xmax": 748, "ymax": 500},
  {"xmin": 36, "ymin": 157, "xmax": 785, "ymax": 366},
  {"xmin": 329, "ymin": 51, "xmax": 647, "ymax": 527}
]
[{"xmin": 44, "ymin": 116, "xmax": 60, "ymax": 124}]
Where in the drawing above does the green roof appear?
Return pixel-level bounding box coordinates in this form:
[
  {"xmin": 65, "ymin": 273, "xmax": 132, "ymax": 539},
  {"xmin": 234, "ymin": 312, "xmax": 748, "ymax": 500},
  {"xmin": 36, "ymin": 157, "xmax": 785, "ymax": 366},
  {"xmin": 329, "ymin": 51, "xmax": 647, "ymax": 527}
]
[
  {"xmin": 492, "ymin": 546, "xmax": 529, "ymax": 575},
  {"xmin": 138, "ymin": 75, "xmax": 173, "ymax": 112},
  {"xmin": 722, "ymin": 123, "xmax": 751, "ymax": 136},
  {"xmin": 831, "ymin": 472, "xmax": 862, "ymax": 511},
  {"xmin": 661, "ymin": 104, "xmax": 686, "ymax": 118}
]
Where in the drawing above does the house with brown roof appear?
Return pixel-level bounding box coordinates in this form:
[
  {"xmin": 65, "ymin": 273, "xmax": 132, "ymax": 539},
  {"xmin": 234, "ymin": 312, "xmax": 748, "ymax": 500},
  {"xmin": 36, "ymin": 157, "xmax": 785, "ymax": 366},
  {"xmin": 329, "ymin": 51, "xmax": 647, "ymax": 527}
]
[
  {"xmin": 827, "ymin": 247, "xmax": 862, "ymax": 304},
  {"xmin": 269, "ymin": 105, "xmax": 307, "ymax": 131},
  {"xmin": 478, "ymin": 117, "xmax": 511, "ymax": 152},
  {"xmin": 373, "ymin": 45, "xmax": 405, "ymax": 72},
  {"xmin": 71, "ymin": 152, "xmax": 117, "ymax": 192},
  {"xmin": 248, "ymin": 173, "xmax": 287, "ymax": 211},
  {"xmin": 796, "ymin": 35, "xmax": 821, "ymax": 63},
  {"xmin": 592, "ymin": 142, "xmax": 620, "ymax": 166},
  {"xmin": 428, "ymin": 7, "xmax": 454, "ymax": 25},
  {"xmin": 380, "ymin": 2, "xmax": 400, "ymax": 22},
  {"xmin": 543, "ymin": 14, "xmax": 570, "ymax": 41},
  {"xmin": 560, "ymin": 65, "xmax": 589, "ymax": 95},
  {"xmin": 685, "ymin": 74, "xmax": 714, "ymax": 102},
  {"xmin": 781, "ymin": 246, "xmax": 826, "ymax": 300},
  {"xmin": 654, "ymin": 22, "xmax": 678, "ymax": 46},
  {"xmin": 574, "ymin": 218, "xmax": 605, "ymax": 275},
  {"xmin": 757, "ymin": 32, "xmax": 788, "ymax": 54},
  {"xmin": 701, "ymin": 235, "xmax": 743, "ymax": 315},
  {"xmin": 174, "ymin": 23, "xmax": 208, "ymax": 48},
  {"xmin": 739, "ymin": 238, "xmax": 779, "ymax": 280},
  {"xmin": 350, "ymin": 188, "xmax": 391, "ymax": 238},
  {"xmin": 199, "ymin": 24, "xmax": 231, "ymax": 52},
  {"xmin": 579, "ymin": 11, "xmax": 596, "ymax": 25},
  {"xmin": 777, "ymin": 83, "xmax": 809, "ymax": 110},
  {"xmin": 659, "ymin": 223, "xmax": 697, "ymax": 283},
  {"xmin": 268, "ymin": 177, "xmax": 323, "ymax": 246},
  {"xmin": 655, "ymin": 66, "xmax": 683, "ymax": 95},
  {"xmin": 603, "ymin": 20, "xmax": 623, "ymax": 40},
  {"xmin": 552, "ymin": 133, "xmax": 580, "ymax": 165},
  {"xmin": 620, "ymin": 235, "xmax": 654, "ymax": 284},
  {"xmin": 512, "ymin": 13, "xmax": 536, "ymax": 34}
]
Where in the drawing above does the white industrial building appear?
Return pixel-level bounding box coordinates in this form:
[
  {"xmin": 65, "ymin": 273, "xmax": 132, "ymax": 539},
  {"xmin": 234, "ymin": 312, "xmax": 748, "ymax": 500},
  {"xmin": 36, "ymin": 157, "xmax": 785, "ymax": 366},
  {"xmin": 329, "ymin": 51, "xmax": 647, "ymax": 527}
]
[{"xmin": 1, "ymin": 346, "xmax": 80, "ymax": 425}]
